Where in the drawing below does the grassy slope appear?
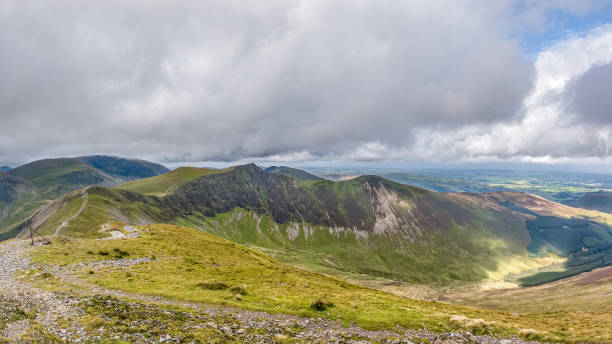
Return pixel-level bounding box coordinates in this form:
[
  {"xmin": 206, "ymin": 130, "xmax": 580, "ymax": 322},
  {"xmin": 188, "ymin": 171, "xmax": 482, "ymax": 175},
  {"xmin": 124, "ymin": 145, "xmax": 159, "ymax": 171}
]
[
  {"xmin": 116, "ymin": 167, "xmax": 233, "ymax": 196},
  {"xmin": 34, "ymin": 187, "xmax": 172, "ymax": 237},
  {"xmin": 30, "ymin": 223, "xmax": 610, "ymax": 342}
]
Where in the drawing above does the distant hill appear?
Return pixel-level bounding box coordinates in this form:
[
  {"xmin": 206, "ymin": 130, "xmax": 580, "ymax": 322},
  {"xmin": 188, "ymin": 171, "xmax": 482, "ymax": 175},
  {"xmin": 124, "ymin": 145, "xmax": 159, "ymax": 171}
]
[
  {"xmin": 77, "ymin": 155, "xmax": 168, "ymax": 181},
  {"xmin": 24, "ymin": 163, "xmax": 612, "ymax": 285},
  {"xmin": 0, "ymin": 155, "xmax": 168, "ymax": 239},
  {"xmin": 565, "ymin": 190, "xmax": 612, "ymax": 213},
  {"xmin": 264, "ymin": 166, "xmax": 323, "ymax": 181},
  {"xmin": 0, "ymin": 166, "xmax": 11, "ymax": 172},
  {"xmin": 9, "ymin": 158, "xmax": 118, "ymax": 198},
  {"xmin": 117, "ymin": 166, "xmax": 232, "ymax": 196}
]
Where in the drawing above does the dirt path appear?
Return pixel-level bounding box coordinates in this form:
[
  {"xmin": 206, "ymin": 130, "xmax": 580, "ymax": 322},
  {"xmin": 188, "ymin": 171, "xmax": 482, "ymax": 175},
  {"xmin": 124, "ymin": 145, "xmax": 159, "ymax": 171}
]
[
  {"xmin": 0, "ymin": 239, "xmax": 538, "ymax": 343},
  {"xmin": 53, "ymin": 190, "xmax": 88, "ymax": 236}
]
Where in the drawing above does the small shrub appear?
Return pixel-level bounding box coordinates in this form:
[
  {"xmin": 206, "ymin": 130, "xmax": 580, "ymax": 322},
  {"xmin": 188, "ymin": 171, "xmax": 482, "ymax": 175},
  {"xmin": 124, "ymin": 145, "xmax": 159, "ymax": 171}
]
[
  {"xmin": 86, "ymin": 250, "xmax": 94, "ymax": 255},
  {"xmin": 41, "ymin": 272, "xmax": 52, "ymax": 279},
  {"xmin": 88, "ymin": 270, "xmax": 95, "ymax": 275},
  {"xmin": 81, "ymin": 315, "xmax": 106, "ymax": 330},
  {"xmin": 56, "ymin": 235, "xmax": 71, "ymax": 244},
  {"xmin": 230, "ymin": 285, "xmax": 247, "ymax": 295},
  {"xmin": 98, "ymin": 251, "xmax": 109, "ymax": 256},
  {"xmin": 310, "ymin": 299, "xmax": 334, "ymax": 311},
  {"xmin": 196, "ymin": 281, "xmax": 228, "ymax": 290},
  {"xmin": 113, "ymin": 248, "xmax": 130, "ymax": 257}
]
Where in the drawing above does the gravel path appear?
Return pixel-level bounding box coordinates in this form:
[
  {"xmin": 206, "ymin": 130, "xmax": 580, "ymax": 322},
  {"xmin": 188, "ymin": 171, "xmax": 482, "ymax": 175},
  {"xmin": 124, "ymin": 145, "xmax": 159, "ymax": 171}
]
[
  {"xmin": 54, "ymin": 190, "xmax": 88, "ymax": 236},
  {"xmin": 0, "ymin": 240, "xmax": 86, "ymax": 342},
  {"xmin": 0, "ymin": 239, "xmax": 540, "ymax": 343}
]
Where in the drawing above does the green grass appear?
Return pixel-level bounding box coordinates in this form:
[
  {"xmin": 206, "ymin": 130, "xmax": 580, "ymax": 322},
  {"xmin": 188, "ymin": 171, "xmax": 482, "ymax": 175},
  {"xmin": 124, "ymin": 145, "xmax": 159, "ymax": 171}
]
[
  {"xmin": 29, "ymin": 224, "xmax": 611, "ymax": 342},
  {"xmin": 117, "ymin": 167, "xmax": 233, "ymax": 196}
]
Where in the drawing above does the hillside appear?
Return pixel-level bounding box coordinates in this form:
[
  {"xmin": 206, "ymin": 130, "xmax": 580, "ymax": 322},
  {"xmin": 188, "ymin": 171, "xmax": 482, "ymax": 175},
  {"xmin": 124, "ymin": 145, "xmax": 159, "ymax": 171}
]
[
  {"xmin": 265, "ymin": 165, "xmax": 323, "ymax": 181},
  {"xmin": 0, "ymin": 156, "xmax": 168, "ymax": 238},
  {"xmin": 566, "ymin": 191, "xmax": 612, "ymax": 213},
  {"xmin": 0, "ymin": 166, "xmax": 11, "ymax": 172},
  {"xmin": 3, "ymin": 224, "xmax": 604, "ymax": 342},
  {"xmin": 23, "ymin": 164, "xmax": 612, "ymax": 287},
  {"xmin": 117, "ymin": 166, "xmax": 232, "ymax": 196}
]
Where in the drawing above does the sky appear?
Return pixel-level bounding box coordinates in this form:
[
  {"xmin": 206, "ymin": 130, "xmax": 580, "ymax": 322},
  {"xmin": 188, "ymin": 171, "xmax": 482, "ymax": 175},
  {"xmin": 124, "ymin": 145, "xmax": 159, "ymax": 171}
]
[{"xmin": 1, "ymin": 0, "xmax": 612, "ymax": 171}]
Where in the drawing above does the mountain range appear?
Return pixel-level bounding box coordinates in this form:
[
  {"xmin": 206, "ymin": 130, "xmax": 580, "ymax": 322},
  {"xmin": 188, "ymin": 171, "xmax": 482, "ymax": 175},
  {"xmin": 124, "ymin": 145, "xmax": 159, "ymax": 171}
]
[{"xmin": 11, "ymin": 161, "xmax": 612, "ymax": 286}]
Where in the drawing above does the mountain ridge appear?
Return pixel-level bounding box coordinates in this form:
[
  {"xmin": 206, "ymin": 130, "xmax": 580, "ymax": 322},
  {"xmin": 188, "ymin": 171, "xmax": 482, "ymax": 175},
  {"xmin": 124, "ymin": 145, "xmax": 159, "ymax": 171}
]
[{"xmin": 20, "ymin": 163, "xmax": 612, "ymax": 285}]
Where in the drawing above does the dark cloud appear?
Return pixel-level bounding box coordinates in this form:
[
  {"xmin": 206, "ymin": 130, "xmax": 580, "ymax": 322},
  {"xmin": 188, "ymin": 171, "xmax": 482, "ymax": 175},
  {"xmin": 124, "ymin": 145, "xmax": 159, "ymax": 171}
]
[
  {"xmin": 565, "ymin": 61, "xmax": 612, "ymax": 125},
  {"xmin": 0, "ymin": 0, "xmax": 607, "ymax": 165}
]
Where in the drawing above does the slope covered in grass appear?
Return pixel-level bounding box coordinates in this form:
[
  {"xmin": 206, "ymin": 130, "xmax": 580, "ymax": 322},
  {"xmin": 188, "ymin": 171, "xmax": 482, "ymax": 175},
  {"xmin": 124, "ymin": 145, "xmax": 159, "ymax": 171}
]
[
  {"xmin": 117, "ymin": 167, "xmax": 232, "ymax": 196},
  {"xmin": 30, "ymin": 223, "xmax": 611, "ymax": 342}
]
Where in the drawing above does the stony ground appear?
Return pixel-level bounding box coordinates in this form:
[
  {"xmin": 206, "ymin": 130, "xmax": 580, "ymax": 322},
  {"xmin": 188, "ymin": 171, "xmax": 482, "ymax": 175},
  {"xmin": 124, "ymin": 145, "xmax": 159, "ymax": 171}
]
[{"xmin": 0, "ymin": 240, "xmax": 540, "ymax": 343}]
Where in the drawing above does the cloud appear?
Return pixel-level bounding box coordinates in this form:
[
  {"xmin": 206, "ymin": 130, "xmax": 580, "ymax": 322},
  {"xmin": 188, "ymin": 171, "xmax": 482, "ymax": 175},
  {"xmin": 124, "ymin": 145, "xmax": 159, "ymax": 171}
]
[
  {"xmin": 407, "ymin": 24, "xmax": 612, "ymax": 163},
  {"xmin": 565, "ymin": 61, "xmax": 612, "ymax": 125},
  {"xmin": 0, "ymin": 0, "xmax": 609, "ymax": 166}
]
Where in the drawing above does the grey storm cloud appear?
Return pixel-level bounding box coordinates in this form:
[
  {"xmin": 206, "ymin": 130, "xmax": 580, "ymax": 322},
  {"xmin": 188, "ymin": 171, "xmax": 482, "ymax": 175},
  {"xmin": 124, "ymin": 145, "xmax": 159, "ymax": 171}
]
[
  {"xmin": 565, "ymin": 61, "xmax": 612, "ymax": 125},
  {"xmin": 0, "ymin": 0, "xmax": 607, "ymax": 165}
]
